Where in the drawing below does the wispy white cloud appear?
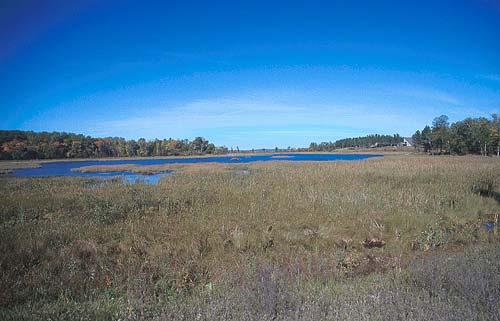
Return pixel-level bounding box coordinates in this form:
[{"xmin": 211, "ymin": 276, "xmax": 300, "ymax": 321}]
[
  {"xmin": 477, "ymin": 74, "xmax": 500, "ymax": 82},
  {"xmin": 89, "ymin": 91, "xmax": 427, "ymax": 148},
  {"xmin": 391, "ymin": 86, "xmax": 462, "ymax": 105},
  {"xmin": 22, "ymin": 78, "xmax": 494, "ymax": 149},
  {"xmin": 95, "ymin": 97, "xmax": 372, "ymax": 132}
]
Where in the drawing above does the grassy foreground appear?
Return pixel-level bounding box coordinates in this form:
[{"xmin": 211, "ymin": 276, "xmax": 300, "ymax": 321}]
[{"xmin": 1, "ymin": 155, "xmax": 500, "ymax": 320}]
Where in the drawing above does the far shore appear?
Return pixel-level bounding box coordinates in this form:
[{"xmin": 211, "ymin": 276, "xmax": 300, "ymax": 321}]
[
  {"xmin": 1, "ymin": 147, "xmax": 415, "ymax": 163},
  {"xmin": 0, "ymin": 148, "xmax": 417, "ymax": 174}
]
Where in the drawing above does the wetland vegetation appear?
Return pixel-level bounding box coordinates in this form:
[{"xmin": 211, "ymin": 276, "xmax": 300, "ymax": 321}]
[{"xmin": 1, "ymin": 155, "xmax": 500, "ymax": 320}]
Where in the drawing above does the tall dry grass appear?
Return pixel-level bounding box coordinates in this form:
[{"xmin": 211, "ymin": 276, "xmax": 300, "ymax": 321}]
[{"xmin": 0, "ymin": 155, "xmax": 499, "ymax": 320}]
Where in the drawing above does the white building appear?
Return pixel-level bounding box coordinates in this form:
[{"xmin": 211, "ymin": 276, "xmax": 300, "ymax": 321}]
[{"xmin": 402, "ymin": 137, "xmax": 414, "ymax": 147}]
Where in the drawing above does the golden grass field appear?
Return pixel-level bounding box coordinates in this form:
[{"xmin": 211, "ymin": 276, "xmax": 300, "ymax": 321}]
[{"xmin": 1, "ymin": 154, "xmax": 499, "ymax": 320}]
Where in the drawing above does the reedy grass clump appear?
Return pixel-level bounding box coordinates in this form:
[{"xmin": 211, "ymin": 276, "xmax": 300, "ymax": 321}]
[
  {"xmin": 71, "ymin": 162, "xmax": 246, "ymax": 175},
  {"xmin": 0, "ymin": 161, "xmax": 40, "ymax": 175},
  {"xmin": 0, "ymin": 155, "xmax": 499, "ymax": 320}
]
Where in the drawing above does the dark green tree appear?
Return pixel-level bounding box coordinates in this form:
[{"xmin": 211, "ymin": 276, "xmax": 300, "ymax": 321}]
[{"xmin": 431, "ymin": 115, "xmax": 450, "ymax": 153}]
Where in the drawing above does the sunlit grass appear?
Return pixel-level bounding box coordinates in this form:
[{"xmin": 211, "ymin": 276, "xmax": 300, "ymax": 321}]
[
  {"xmin": 1, "ymin": 155, "xmax": 499, "ymax": 320},
  {"xmin": 71, "ymin": 162, "xmax": 248, "ymax": 174}
]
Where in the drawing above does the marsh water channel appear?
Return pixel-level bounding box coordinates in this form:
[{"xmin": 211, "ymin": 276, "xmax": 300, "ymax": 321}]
[{"xmin": 11, "ymin": 153, "xmax": 382, "ymax": 184}]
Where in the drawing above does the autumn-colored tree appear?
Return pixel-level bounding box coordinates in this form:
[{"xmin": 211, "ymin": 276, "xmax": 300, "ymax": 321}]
[{"xmin": 0, "ymin": 130, "xmax": 226, "ymax": 160}]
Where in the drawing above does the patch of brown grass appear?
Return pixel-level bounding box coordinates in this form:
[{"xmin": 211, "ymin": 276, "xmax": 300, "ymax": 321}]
[
  {"xmin": 72, "ymin": 162, "xmax": 248, "ymax": 175},
  {"xmin": 1, "ymin": 155, "xmax": 500, "ymax": 319},
  {"xmin": 0, "ymin": 161, "xmax": 40, "ymax": 175}
]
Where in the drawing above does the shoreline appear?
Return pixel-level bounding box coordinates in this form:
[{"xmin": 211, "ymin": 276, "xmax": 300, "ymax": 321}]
[
  {"xmin": 1, "ymin": 153, "xmax": 387, "ymax": 175},
  {"xmin": 0, "ymin": 148, "xmax": 411, "ymax": 164}
]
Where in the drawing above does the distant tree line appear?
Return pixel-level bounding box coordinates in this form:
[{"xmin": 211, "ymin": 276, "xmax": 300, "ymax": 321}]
[
  {"xmin": 412, "ymin": 114, "xmax": 500, "ymax": 156},
  {"xmin": 0, "ymin": 130, "xmax": 228, "ymax": 160},
  {"xmin": 309, "ymin": 134, "xmax": 403, "ymax": 151}
]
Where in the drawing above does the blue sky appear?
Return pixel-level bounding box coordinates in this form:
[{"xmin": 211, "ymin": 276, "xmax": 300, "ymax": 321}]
[{"xmin": 1, "ymin": 0, "xmax": 499, "ymax": 149}]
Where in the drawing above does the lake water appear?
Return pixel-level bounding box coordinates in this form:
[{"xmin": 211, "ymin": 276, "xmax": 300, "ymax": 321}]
[{"xmin": 11, "ymin": 153, "xmax": 382, "ymax": 184}]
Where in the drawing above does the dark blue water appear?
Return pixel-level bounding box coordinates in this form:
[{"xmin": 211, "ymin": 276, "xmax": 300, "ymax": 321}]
[
  {"xmin": 483, "ymin": 221, "xmax": 496, "ymax": 232},
  {"xmin": 11, "ymin": 153, "xmax": 382, "ymax": 184}
]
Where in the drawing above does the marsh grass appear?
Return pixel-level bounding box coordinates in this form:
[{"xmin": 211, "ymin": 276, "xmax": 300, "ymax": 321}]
[
  {"xmin": 1, "ymin": 155, "xmax": 499, "ymax": 320},
  {"xmin": 72, "ymin": 162, "xmax": 248, "ymax": 175},
  {"xmin": 0, "ymin": 161, "xmax": 40, "ymax": 175}
]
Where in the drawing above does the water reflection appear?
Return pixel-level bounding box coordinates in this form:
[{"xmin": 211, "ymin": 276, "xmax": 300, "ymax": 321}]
[{"xmin": 120, "ymin": 173, "xmax": 171, "ymax": 185}]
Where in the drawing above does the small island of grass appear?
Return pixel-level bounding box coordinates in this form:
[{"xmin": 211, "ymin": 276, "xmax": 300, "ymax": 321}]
[{"xmin": 71, "ymin": 162, "xmax": 248, "ymax": 175}]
